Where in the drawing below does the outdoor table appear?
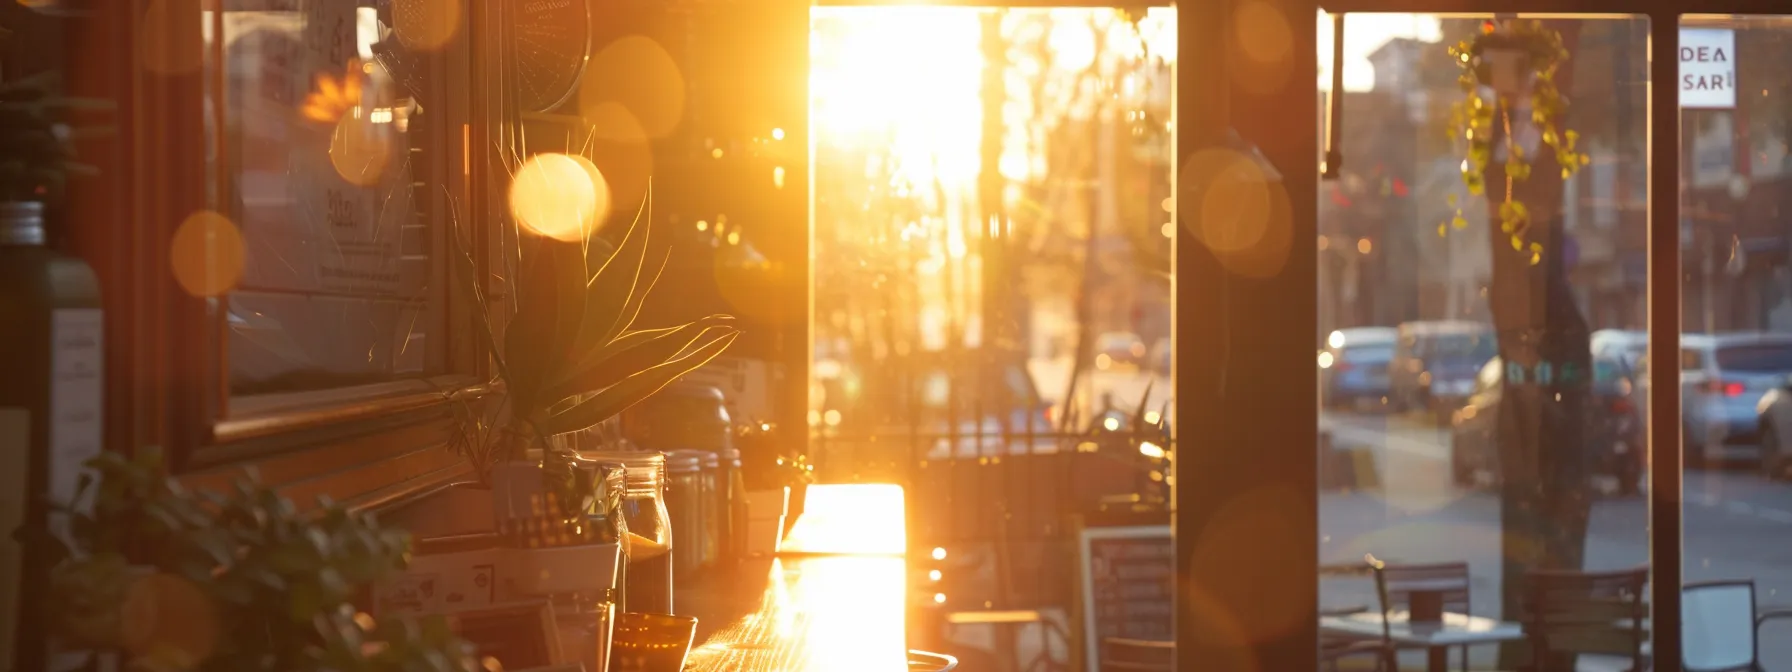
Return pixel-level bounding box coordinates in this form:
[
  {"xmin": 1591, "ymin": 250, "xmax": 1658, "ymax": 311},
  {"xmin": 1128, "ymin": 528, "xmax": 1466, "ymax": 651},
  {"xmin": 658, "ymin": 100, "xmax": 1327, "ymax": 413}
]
[{"xmin": 1319, "ymin": 609, "xmax": 1525, "ymax": 672}]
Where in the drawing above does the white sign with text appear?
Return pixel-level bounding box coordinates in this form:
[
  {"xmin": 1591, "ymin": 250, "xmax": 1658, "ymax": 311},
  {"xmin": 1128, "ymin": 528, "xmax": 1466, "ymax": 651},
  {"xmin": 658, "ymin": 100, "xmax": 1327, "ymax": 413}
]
[{"xmin": 1681, "ymin": 28, "xmax": 1736, "ymax": 109}]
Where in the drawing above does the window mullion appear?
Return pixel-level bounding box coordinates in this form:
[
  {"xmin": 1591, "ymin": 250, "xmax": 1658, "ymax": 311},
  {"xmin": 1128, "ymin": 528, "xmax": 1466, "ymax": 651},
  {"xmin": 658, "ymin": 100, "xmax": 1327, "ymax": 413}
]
[{"xmin": 1646, "ymin": 14, "xmax": 1685, "ymax": 672}]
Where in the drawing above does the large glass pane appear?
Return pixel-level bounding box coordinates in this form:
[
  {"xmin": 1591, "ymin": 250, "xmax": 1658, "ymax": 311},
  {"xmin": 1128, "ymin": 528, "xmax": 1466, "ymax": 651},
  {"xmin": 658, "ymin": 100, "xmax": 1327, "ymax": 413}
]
[
  {"xmin": 205, "ymin": 0, "xmax": 448, "ymax": 399},
  {"xmin": 1678, "ymin": 14, "xmax": 1792, "ymax": 668},
  {"xmin": 809, "ymin": 7, "xmax": 1175, "ymax": 668},
  {"xmin": 1317, "ymin": 14, "xmax": 1650, "ymax": 670}
]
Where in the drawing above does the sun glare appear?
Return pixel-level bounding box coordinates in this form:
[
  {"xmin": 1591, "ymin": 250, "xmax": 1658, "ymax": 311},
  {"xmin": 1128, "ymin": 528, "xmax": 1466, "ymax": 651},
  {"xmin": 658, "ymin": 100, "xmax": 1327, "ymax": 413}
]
[{"xmin": 811, "ymin": 7, "xmax": 983, "ymax": 186}]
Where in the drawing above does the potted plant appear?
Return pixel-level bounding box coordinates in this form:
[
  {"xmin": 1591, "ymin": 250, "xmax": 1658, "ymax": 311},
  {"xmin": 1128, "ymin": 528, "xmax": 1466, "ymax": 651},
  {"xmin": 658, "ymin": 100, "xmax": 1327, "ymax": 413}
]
[
  {"xmin": 0, "ymin": 71, "xmax": 109, "ymax": 227},
  {"xmin": 448, "ymin": 181, "xmax": 739, "ymax": 539},
  {"xmin": 32, "ymin": 447, "xmax": 484, "ymax": 671}
]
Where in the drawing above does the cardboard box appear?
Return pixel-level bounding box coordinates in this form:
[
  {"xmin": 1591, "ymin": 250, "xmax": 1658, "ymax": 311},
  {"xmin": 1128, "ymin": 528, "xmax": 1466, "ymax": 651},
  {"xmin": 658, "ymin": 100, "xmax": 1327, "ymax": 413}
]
[{"xmin": 375, "ymin": 547, "xmax": 500, "ymax": 617}]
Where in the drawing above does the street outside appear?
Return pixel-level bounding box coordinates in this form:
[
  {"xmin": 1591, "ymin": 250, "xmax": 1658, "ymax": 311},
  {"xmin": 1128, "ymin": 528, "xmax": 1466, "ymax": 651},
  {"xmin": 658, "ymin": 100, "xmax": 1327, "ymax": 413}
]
[
  {"xmin": 1321, "ymin": 409, "xmax": 1792, "ymax": 669},
  {"xmin": 1033, "ymin": 361, "xmax": 1792, "ymax": 668}
]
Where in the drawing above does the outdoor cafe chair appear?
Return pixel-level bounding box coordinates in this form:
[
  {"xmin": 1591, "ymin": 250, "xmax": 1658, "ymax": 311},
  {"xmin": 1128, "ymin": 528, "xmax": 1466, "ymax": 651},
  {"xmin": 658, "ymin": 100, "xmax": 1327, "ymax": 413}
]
[
  {"xmin": 1683, "ymin": 580, "xmax": 1792, "ymax": 672},
  {"xmin": 1520, "ymin": 567, "xmax": 1649, "ymax": 672},
  {"xmin": 1371, "ymin": 561, "xmax": 1475, "ymax": 671}
]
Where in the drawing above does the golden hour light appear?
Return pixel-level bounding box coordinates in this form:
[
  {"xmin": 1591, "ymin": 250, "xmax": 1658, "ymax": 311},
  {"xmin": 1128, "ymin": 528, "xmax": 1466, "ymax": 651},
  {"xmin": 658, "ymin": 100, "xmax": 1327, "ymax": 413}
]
[
  {"xmin": 508, "ymin": 152, "xmax": 609, "ymax": 241},
  {"xmin": 35, "ymin": 2, "xmax": 1766, "ymax": 671}
]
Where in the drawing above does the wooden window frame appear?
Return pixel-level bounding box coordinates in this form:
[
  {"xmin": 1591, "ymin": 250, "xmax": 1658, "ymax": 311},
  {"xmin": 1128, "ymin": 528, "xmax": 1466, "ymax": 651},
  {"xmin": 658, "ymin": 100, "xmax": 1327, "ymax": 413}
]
[{"xmin": 84, "ymin": 0, "xmax": 512, "ymax": 510}]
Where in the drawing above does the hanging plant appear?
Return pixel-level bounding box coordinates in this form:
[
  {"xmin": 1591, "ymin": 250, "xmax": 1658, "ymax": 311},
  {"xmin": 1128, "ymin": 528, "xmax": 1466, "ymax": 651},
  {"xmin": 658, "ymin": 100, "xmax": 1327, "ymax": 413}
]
[{"xmin": 1441, "ymin": 19, "xmax": 1591, "ymax": 265}]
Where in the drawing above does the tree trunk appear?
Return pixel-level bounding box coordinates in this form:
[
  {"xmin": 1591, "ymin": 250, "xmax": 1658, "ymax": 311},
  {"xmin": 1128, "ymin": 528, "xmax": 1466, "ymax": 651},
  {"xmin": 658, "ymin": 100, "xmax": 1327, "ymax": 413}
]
[{"xmin": 1487, "ymin": 22, "xmax": 1595, "ymax": 671}]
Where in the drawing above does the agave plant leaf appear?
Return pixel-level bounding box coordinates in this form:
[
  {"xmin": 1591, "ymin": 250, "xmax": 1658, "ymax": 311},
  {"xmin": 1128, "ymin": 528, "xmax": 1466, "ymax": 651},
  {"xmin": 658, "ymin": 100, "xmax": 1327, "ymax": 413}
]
[
  {"xmin": 571, "ymin": 184, "xmax": 654, "ymax": 364},
  {"xmin": 503, "ymin": 236, "xmax": 563, "ymax": 409},
  {"xmin": 546, "ymin": 318, "xmax": 739, "ymax": 404},
  {"xmin": 537, "ymin": 330, "xmax": 739, "ymax": 437},
  {"xmin": 540, "ymin": 237, "xmax": 589, "ymax": 376}
]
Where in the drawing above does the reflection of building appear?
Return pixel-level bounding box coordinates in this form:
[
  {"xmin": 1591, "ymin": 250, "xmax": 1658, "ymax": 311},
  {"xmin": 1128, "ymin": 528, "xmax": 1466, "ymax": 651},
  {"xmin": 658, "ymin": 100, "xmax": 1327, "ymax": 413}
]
[{"xmin": 1678, "ymin": 23, "xmax": 1792, "ymax": 334}]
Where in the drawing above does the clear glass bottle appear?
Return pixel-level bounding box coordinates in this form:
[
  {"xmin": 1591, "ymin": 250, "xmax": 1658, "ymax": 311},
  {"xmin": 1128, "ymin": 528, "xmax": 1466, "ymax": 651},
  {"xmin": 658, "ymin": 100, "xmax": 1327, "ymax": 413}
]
[
  {"xmin": 581, "ymin": 451, "xmax": 674, "ymax": 614},
  {"xmin": 0, "ymin": 202, "xmax": 103, "ymax": 672}
]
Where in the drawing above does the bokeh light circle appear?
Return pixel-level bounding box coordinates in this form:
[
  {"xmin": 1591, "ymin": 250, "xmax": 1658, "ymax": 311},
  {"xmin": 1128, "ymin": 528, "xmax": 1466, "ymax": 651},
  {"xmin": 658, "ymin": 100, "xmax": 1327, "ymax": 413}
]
[
  {"xmin": 392, "ymin": 0, "xmax": 462, "ymax": 52},
  {"xmin": 1179, "ymin": 148, "xmax": 1293, "ymax": 279},
  {"xmin": 581, "ymin": 35, "xmax": 688, "ymax": 140},
  {"xmin": 169, "ymin": 210, "xmax": 246, "ymax": 297},
  {"xmin": 1230, "ymin": 1, "xmax": 1295, "ymax": 95},
  {"xmin": 330, "ymin": 111, "xmax": 395, "ymax": 187},
  {"xmin": 509, "ymin": 152, "xmax": 608, "ymax": 241},
  {"xmin": 121, "ymin": 572, "xmax": 219, "ymax": 666}
]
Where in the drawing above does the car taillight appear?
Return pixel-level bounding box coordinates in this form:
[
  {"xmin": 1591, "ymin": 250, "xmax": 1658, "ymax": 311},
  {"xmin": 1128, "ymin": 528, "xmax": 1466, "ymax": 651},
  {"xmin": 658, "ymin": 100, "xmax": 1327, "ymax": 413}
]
[
  {"xmin": 1334, "ymin": 361, "xmax": 1355, "ymax": 373},
  {"xmin": 1705, "ymin": 380, "xmax": 1745, "ymax": 397},
  {"xmin": 1610, "ymin": 398, "xmax": 1634, "ymax": 414}
]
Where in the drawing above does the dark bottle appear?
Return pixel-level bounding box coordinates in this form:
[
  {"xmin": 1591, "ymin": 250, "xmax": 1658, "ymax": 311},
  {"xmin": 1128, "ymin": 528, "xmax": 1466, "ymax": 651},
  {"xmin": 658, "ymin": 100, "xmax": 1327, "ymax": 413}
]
[{"xmin": 0, "ymin": 201, "xmax": 105, "ymax": 671}]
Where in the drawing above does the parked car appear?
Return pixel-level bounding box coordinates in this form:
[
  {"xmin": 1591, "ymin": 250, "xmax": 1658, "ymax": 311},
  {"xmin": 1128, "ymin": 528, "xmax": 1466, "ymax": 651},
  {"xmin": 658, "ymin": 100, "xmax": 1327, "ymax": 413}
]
[
  {"xmin": 1658, "ymin": 332, "xmax": 1792, "ymax": 465},
  {"xmin": 1096, "ymin": 331, "xmax": 1147, "ymax": 370},
  {"xmin": 1590, "ymin": 329, "xmax": 1648, "ymax": 370},
  {"xmin": 1317, "ymin": 327, "xmax": 1398, "ymax": 411},
  {"xmin": 1389, "ymin": 321, "xmax": 1499, "ymax": 421},
  {"xmin": 1449, "ymin": 353, "xmax": 1643, "ymax": 494},
  {"xmin": 1755, "ymin": 380, "xmax": 1792, "ymax": 480}
]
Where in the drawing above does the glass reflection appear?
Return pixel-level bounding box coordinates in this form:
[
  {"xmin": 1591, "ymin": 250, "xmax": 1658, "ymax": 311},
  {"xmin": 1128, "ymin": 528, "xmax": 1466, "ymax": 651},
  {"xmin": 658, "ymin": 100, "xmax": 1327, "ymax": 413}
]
[
  {"xmin": 1316, "ymin": 14, "xmax": 1650, "ymax": 671},
  {"xmin": 1679, "ymin": 13, "xmax": 1792, "ymax": 669},
  {"xmin": 207, "ymin": 0, "xmax": 444, "ymax": 399}
]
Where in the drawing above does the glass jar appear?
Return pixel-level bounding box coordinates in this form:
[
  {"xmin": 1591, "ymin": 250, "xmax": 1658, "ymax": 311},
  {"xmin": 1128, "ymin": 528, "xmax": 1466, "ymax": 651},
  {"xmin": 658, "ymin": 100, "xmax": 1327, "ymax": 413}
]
[
  {"xmin": 580, "ymin": 450, "xmax": 673, "ymax": 614},
  {"xmin": 665, "ymin": 451, "xmax": 705, "ymax": 579},
  {"xmin": 719, "ymin": 448, "xmax": 746, "ymax": 565},
  {"xmin": 698, "ymin": 451, "xmax": 721, "ymax": 570}
]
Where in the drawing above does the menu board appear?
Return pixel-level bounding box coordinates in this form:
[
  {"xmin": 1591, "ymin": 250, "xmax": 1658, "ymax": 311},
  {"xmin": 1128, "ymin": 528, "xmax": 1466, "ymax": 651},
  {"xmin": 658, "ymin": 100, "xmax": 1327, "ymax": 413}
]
[{"xmin": 1078, "ymin": 524, "xmax": 1173, "ymax": 671}]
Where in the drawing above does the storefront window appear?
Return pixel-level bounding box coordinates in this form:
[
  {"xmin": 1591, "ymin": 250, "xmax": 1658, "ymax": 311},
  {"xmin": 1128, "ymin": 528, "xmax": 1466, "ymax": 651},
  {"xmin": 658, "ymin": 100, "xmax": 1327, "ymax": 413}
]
[
  {"xmin": 1316, "ymin": 14, "xmax": 1651, "ymax": 669},
  {"xmin": 1679, "ymin": 14, "xmax": 1792, "ymax": 665},
  {"xmin": 205, "ymin": 0, "xmax": 448, "ymax": 400}
]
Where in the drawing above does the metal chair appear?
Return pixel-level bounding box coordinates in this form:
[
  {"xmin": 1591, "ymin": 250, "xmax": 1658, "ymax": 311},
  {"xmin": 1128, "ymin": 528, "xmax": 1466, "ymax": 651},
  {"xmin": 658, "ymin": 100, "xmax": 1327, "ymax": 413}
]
[
  {"xmin": 1683, "ymin": 580, "xmax": 1792, "ymax": 672},
  {"xmin": 1370, "ymin": 561, "xmax": 1473, "ymax": 671},
  {"xmin": 1520, "ymin": 566, "xmax": 1649, "ymax": 672}
]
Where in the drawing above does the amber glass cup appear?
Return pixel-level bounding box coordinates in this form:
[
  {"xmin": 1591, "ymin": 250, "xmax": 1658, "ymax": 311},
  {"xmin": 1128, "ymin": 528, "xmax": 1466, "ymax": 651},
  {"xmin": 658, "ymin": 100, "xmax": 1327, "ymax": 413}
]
[{"xmin": 607, "ymin": 612, "xmax": 698, "ymax": 672}]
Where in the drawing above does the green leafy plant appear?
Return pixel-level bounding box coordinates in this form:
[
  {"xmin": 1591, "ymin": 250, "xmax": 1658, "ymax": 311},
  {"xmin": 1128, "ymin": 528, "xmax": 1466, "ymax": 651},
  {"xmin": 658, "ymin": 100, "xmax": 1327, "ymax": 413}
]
[
  {"xmin": 0, "ymin": 71, "xmax": 112, "ymax": 204},
  {"xmin": 450, "ymin": 183, "xmax": 740, "ymax": 495},
  {"xmin": 1441, "ymin": 20, "xmax": 1590, "ymax": 264},
  {"xmin": 37, "ymin": 447, "xmax": 482, "ymax": 672}
]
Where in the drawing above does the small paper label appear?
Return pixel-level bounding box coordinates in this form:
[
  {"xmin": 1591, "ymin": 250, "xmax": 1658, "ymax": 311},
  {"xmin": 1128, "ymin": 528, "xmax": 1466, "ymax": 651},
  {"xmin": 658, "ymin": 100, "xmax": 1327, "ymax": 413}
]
[{"xmin": 49, "ymin": 309, "xmax": 104, "ymax": 527}]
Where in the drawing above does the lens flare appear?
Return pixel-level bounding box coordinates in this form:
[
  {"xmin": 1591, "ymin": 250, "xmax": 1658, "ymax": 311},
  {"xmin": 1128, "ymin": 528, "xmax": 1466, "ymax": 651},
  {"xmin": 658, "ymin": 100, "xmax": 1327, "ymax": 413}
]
[
  {"xmin": 169, "ymin": 210, "xmax": 245, "ymax": 298},
  {"xmin": 582, "ymin": 35, "xmax": 687, "ymax": 140},
  {"xmin": 392, "ymin": 0, "xmax": 462, "ymax": 51},
  {"xmin": 509, "ymin": 153, "xmax": 610, "ymax": 242}
]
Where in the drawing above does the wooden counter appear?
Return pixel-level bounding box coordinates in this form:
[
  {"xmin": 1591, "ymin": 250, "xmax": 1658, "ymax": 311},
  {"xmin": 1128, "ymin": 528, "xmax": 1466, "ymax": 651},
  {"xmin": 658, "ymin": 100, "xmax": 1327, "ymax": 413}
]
[{"xmin": 682, "ymin": 485, "xmax": 910, "ymax": 672}]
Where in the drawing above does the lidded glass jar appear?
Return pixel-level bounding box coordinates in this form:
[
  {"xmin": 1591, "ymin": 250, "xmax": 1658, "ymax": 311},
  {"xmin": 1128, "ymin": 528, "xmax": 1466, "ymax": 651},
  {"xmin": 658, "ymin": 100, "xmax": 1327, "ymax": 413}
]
[
  {"xmin": 664, "ymin": 450, "xmax": 705, "ymax": 579},
  {"xmin": 580, "ymin": 450, "xmax": 674, "ymax": 614}
]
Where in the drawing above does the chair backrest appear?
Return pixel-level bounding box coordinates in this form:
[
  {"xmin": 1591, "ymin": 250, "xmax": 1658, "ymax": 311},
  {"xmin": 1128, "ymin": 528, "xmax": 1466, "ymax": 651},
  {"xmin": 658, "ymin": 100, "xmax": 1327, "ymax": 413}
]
[
  {"xmin": 1374, "ymin": 561, "xmax": 1473, "ymax": 615},
  {"xmin": 1102, "ymin": 637, "xmax": 1173, "ymax": 672},
  {"xmin": 1682, "ymin": 580, "xmax": 1758, "ymax": 672},
  {"xmin": 1521, "ymin": 567, "xmax": 1649, "ymax": 666},
  {"xmin": 908, "ymin": 649, "xmax": 960, "ymax": 672}
]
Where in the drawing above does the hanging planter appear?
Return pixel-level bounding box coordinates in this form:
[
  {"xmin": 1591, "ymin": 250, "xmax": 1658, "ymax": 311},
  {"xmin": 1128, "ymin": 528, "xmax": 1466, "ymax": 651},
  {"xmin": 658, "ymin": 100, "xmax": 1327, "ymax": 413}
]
[{"xmin": 1441, "ymin": 20, "xmax": 1591, "ymax": 265}]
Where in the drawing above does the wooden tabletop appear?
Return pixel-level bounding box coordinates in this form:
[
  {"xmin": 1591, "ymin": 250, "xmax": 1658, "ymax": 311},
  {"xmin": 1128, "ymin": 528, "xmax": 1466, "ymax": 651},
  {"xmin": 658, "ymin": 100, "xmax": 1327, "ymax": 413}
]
[{"xmin": 683, "ymin": 485, "xmax": 911, "ymax": 672}]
